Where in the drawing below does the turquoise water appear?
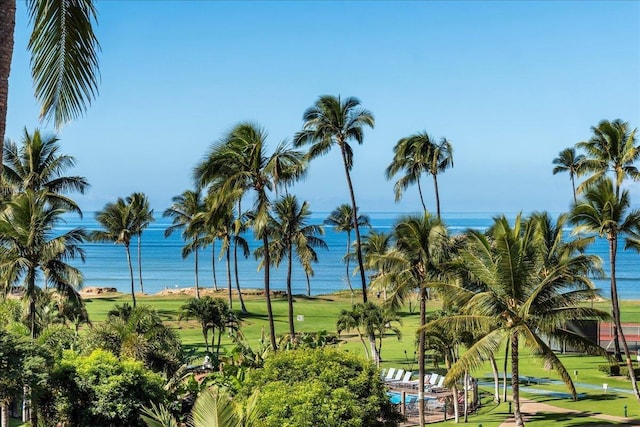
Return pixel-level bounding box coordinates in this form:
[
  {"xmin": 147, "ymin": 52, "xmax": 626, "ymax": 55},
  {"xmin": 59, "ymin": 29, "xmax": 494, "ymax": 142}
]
[{"xmin": 56, "ymin": 211, "xmax": 640, "ymax": 299}]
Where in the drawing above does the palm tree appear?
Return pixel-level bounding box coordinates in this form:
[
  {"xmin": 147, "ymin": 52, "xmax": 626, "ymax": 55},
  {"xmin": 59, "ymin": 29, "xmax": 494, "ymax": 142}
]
[
  {"xmin": 127, "ymin": 192, "xmax": 155, "ymax": 294},
  {"xmin": 164, "ymin": 189, "xmax": 206, "ymax": 299},
  {"xmin": 3, "ymin": 128, "xmax": 89, "ymax": 212},
  {"xmin": 0, "ymin": 0, "xmax": 100, "ymax": 172},
  {"xmin": 359, "ymin": 230, "xmax": 393, "ymax": 300},
  {"xmin": 576, "ymin": 119, "xmax": 639, "ymax": 196},
  {"xmin": 336, "ymin": 301, "xmax": 400, "ymax": 366},
  {"xmin": 385, "ymin": 132, "xmax": 454, "ymax": 216},
  {"xmin": 429, "ymin": 214, "xmax": 612, "ymax": 427},
  {"xmin": 179, "ymin": 296, "xmax": 221, "ymax": 354},
  {"xmin": 259, "ymin": 195, "xmax": 327, "ymax": 340},
  {"xmin": 383, "ymin": 213, "xmax": 450, "ymax": 425},
  {"xmin": 294, "ymin": 95, "xmax": 374, "ymax": 302},
  {"xmin": 324, "ymin": 203, "xmax": 371, "ymax": 301},
  {"xmin": 196, "ymin": 123, "xmax": 305, "ymax": 350},
  {"xmin": 91, "ymin": 198, "xmax": 137, "ymax": 305},
  {"xmin": 552, "ymin": 147, "xmax": 585, "ymax": 204},
  {"xmin": 425, "ymin": 136, "xmax": 454, "ymax": 219},
  {"xmin": 0, "ymin": 190, "xmax": 86, "ymax": 339},
  {"xmin": 570, "ymin": 178, "xmax": 640, "ymax": 400}
]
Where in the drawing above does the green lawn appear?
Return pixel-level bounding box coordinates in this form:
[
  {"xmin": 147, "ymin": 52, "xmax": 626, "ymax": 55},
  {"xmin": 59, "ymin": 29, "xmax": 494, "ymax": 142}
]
[{"xmin": 68, "ymin": 291, "xmax": 640, "ymax": 425}]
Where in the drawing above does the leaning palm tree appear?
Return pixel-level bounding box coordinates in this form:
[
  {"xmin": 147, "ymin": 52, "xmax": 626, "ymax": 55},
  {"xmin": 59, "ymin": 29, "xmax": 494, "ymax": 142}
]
[
  {"xmin": 429, "ymin": 214, "xmax": 612, "ymax": 427},
  {"xmin": 359, "ymin": 230, "xmax": 393, "ymax": 300},
  {"xmin": 91, "ymin": 198, "xmax": 137, "ymax": 305},
  {"xmin": 196, "ymin": 123, "xmax": 306, "ymax": 350},
  {"xmin": 259, "ymin": 195, "xmax": 327, "ymax": 340},
  {"xmin": 3, "ymin": 128, "xmax": 89, "ymax": 212},
  {"xmin": 127, "ymin": 192, "xmax": 154, "ymax": 294},
  {"xmin": 294, "ymin": 95, "xmax": 374, "ymax": 302},
  {"xmin": 570, "ymin": 178, "xmax": 640, "ymax": 401},
  {"xmin": 0, "ymin": 190, "xmax": 86, "ymax": 339},
  {"xmin": 552, "ymin": 147, "xmax": 585, "ymax": 204},
  {"xmin": 324, "ymin": 203, "xmax": 370, "ymax": 301},
  {"xmin": 164, "ymin": 189, "xmax": 206, "ymax": 299},
  {"xmin": 0, "ymin": 0, "xmax": 100, "ymax": 171},
  {"xmin": 576, "ymin": 119, "xmax": 639, "ymax": 196}
]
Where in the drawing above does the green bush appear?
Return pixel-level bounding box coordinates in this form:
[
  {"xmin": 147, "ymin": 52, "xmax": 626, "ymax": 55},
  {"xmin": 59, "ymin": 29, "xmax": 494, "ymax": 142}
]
[
  {"xmin": 241, "ymin": 347, "xmax": 402, "ymax": 427},
  {"xmin": 598, "ymin": 364, "xmax": 620, "ymax": 376}
]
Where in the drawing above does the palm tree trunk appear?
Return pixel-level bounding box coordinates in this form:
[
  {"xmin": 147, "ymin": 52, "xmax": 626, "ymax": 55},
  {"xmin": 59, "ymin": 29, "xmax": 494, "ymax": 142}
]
[
  {"xmin": 511, "ymin": 332, "xmax": 525, "ymax": 427},
  {"xmin": 464, "ymin": 369, "xmax": 469, "ymax": 422},
  {"xmin": 125, "ymin": 245, "xmax": 136, "ymax": 307},
  {"xmin": 234, "ymin": 200, "xmax": 247, "ymax": 314},
  {"xmin": 0, "ymin": 0, "xmax": 16, "ymax": 174},
  {"xmin": 1, "ymin": 401, "xmax": 8, "ymax": 427},
  {"xmin": 263, "ymin": 234, "xmax": 277, "ymax": 350},
  {"xmin": 432, "ymin": 174, "xmax": 441, "ymax": 220},
  {"xmin": 226, "ymin": 242, "xmax": 232, "ymax": 309},
  {"xmin": 340, "ymin": 144, "xmax": 367, "ymax": 303},
  {"xmin": 609, "ymin": 235, "xmax": 640, "ymax": 401},
  {"xmin": 305, "ymin": 271, "xmax": 311, "ymax": 297},
  {"xmin": 212, "ymin": 241, "xmax": 219, "ymax": 291},
  {"xmin": 418, "ymin": 285, "xmax": 427, "ymax": 427},
  {"xmin": 608, "ymin": 236, "xmax": 622, "ymax": 361},
  {"xmin": 195, "ymin": 244, "xmax": 200, "ymax": 299},
  {"xmin": 233, "ymin": 240, "xmax": 247, "ymax": 314},
  {"xmin": 570, "ymin": 175, "xmax": 577, "ymax": 205},
  {"xmin": 490, "ymin": 353, "xmax": 501, "ymax": 403},
  {"xmin": 137, "ymin": 234, "xmax": 144, "ymax": 294},
  {"xmin": 345, "ymin": 231, "xmax": 354, "ymax": 302},
  {"xmin": 417, "ymin": 177, "xmax": 427, "ymax": 213},
  {"xmin": 202, "ymin": 325, "xmax": 209, "ymax": 354},
  {"xmin": 503, "ymin": 338, "xmax": 509, "ymax": 403},
  {"xmin": 286, "ymin": 247, "xmax": 295, "ymax": 340},
  {"xmin": 446, "ymin": 350, "xmax": 459, "ymax": 423}
]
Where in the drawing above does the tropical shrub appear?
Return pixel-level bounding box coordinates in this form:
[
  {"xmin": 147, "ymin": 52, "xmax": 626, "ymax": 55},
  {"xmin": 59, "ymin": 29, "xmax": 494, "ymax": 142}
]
[{"xmin": 240, "ymin": 347, "xmax": 401, "ymax": 427}]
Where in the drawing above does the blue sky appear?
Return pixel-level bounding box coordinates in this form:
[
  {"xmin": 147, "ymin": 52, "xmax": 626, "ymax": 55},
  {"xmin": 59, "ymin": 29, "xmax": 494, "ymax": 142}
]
[{"xmin": 6, "ymin": 1, "xmax": 639, "ymax": 215}]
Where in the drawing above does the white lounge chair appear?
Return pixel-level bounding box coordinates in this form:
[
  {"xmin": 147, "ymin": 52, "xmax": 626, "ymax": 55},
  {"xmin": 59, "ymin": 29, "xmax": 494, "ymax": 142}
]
[
  {"xmin": 405, "ymin": 374, "xmax": 430, "ymax": 389},
  {"xmin": 385, "ymin": 368, "xmax": 405, "ymax": 384},
  {"xmin": 428, "ymin": 374, "xmax": 439, "ymax": 386},
  {"xmin": 388, "ymin": 370, "xmax": 413, "ymax": 387},
  {"xmin": 429, "ymin": 376, "xmax": 447, "ymax": 393},
  {"xmin": 383, "ymin": 367, "xmax": 396, "ymax": 382}
]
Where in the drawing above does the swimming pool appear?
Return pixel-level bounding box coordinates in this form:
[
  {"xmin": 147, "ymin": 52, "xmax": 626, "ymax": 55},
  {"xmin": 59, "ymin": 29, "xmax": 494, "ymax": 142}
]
[{"xmin": 387, "ymin": 391, "xmax": 441, "ymax": 406}]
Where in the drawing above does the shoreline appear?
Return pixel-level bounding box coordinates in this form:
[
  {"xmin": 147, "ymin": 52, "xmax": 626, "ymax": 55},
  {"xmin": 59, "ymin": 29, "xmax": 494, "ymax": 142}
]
[{"xmin": 77, "ymin": 286, "xmax": 634, "ymax": 303}]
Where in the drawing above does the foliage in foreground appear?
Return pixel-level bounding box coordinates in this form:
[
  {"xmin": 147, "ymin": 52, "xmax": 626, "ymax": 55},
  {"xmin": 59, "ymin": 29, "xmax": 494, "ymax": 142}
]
[{"xmin": 240, "ymin": 347, "xmax": 402, "ymax": 427}]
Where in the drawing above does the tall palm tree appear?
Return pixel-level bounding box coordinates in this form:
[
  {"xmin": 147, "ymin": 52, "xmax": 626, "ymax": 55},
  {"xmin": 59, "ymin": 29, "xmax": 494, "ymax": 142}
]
[
  {"xmin": 294, "ymin": 95, "xmax": 374, "ymax": 302},
  {"xmin": 570, "ymin": 178, "xmax": 640, "ymax": 400},
  {"xmin": 196, "ymin": 123, "xmax": 305, "ymax": 350},
  {"xmin": 385, "ymin": 213, "xmax": 449, "ymax": 425},
  {"xmin": 425, "ymin": 136, "xmax": 453, "ymax": 219},
  {"xmin": 324, "ymin": 203, "xmax": 370, "ymax": 300},
  {"xmin": 0, "ymin": 190, "xmax": 86, "ymax": 339},
  {"xmin": 127, "ymin": 192, "xmax": 154, "ymax": 294},
  {"xmin": 164, "ymin": 189, "xmax": 205, "ymax": 299},
  {"xmin": 91, "ymin": 198, "xmax": 137, "ymax": 305},
  {"xmin": 386, "ymin": 132, "xmax": 454, "ymax": 216},
  {"xmin": 430, "ymin": 214, "xmax": 612, "ymax": 427},
  {"xmin": 552, "ymin": 147, "xmax": 585, "ymax": 204},
  {"xmin": 259, "ymin": 195, "xmax": 326, "ymax": 340},
  {"xmin": 576, "ymin": 119, "xmax": 639, "ymax": 196},
  {"xmin": 3, "ymin": 128, "xmax": 88, "ymax": 213},
  {"xmin": 0, "ymin": 0, "xmax": 100, "ymax": 172}
]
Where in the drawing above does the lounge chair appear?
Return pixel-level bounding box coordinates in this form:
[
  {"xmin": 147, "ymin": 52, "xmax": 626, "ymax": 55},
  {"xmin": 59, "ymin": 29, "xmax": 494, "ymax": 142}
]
[
  {"xmin": 429, "ymin": 376, "xmax": 447, "ymax": 393},
  {"xmin": 427, "ymin": 373, "xmax": 440, "ymax": 386},
  {"xmin": 405, "ymin": 374, "xmax": 429, "ymax": 389},
  {"xmin": 385, "ymin": 368, "xmax": 405, "ymax": 384},
  {"xmin": 388, "ymin": 370, "xmax": 412, "ymax": 387},
  {"xmin": 383, "ymin": 367, "xmax": 396, "ymax": 382}
]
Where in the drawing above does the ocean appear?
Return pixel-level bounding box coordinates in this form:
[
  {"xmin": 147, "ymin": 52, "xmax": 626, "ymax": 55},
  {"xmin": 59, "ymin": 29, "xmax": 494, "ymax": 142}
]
[{"xmin": 58, "ymin": 212, "xmax": 640, "ymax": 300}]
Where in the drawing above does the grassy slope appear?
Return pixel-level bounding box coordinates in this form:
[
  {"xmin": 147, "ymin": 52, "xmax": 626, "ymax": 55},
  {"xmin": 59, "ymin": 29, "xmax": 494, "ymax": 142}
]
[{"xmin": 75, "ymin": 291, "xmax": 640, "ymax": 426}]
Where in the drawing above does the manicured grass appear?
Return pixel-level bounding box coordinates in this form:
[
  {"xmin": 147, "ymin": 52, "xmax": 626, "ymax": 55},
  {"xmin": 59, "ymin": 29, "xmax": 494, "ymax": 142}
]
[{"xmin": 79, "ymin": 291, "xmax": 640, "ymax": 425}]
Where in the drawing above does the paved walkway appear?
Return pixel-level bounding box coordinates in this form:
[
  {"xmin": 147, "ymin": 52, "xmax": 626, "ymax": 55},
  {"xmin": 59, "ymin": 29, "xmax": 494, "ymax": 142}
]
[{"xmin": 498, "ymin": 398, "xmax": 640, "ymax": 426}]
